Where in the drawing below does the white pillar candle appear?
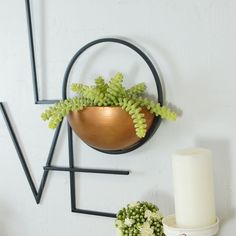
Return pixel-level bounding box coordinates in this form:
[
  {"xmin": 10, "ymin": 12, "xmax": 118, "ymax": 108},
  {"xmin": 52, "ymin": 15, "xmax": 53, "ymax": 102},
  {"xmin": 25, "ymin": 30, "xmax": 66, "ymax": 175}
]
[{"xmin": 172, "ymin": 148, "xmax": 216, "ymax": 228}]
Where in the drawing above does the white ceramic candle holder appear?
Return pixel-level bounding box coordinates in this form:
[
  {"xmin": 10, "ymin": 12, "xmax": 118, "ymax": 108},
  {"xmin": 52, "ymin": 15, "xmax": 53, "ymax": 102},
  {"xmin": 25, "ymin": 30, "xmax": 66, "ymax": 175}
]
[{"xmin": 162, "ymin": 215, "xmax": 220, "ymax": 236}]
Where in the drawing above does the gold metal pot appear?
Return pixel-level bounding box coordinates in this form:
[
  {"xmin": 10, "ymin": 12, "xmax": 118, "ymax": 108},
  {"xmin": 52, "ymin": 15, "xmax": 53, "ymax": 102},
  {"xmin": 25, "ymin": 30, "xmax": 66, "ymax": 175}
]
[{"xmin": 67, "ymin": 107, "xmax": 154, "ymax": 151}]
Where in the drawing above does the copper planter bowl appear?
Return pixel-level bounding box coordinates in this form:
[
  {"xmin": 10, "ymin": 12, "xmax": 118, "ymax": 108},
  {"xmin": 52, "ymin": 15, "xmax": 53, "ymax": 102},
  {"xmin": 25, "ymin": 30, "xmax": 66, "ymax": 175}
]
[{"xmin": 67, "ymin": 107, "xmax": 154, "ymax": 151}]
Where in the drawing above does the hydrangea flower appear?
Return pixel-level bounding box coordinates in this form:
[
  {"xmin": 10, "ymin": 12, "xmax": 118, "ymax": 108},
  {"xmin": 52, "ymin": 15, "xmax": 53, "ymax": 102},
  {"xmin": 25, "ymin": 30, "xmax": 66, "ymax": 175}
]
[
  {"xmin": 145, "ymin": 209, "xmax": 163, "ymax": 221},
  {"xmin": 115, "ymin": 201, "xmax": 165, "ymax": 236},
  {"xmin": 145, "ymin": 209, "xmax": 153, "ymax": 219},
  {"xmin": 139, "ymin": 222, "xmax": 154, "ymax": 236},
  {"xmin": 124, "ymin": 218, "xmax": 134, "ymax": 227}
]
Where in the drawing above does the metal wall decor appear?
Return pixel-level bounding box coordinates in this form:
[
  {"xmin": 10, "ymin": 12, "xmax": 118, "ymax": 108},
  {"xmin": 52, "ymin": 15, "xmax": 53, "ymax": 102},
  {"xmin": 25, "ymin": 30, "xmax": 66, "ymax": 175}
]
[
  {"xmin": 63, "ymin": 38, "xmax": 163, "ymax": 154},
  {"xmin": 0, "ymin": 0, "xmax": 163, "ymax": 218}
]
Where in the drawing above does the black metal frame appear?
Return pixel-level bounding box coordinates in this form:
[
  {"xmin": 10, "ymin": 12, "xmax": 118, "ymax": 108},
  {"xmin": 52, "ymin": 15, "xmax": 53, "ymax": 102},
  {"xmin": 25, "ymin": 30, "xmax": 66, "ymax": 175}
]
[
  {"xmin": 62, "ymin": 38, "xmax": 163, "ymax": 154},
  {"xmin": 0, "ymin": 0, "xmax": 163, "ymax": 218},
  {"xmin": 0, "ymin": 101, "xmax": 129, "ymax": 218}
]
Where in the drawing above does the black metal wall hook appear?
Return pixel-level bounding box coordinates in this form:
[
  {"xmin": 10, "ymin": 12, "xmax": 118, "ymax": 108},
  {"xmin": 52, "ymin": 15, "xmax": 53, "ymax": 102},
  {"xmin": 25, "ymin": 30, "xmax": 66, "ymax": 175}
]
[{"xmin": 62, "ymin": 38, "xmax": 163, "ymax": 154}]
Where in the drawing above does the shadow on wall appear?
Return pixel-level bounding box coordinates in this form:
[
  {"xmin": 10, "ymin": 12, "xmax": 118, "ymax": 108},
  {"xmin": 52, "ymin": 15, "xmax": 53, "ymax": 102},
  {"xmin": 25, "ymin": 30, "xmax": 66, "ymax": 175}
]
[
  {"xmin": 0, "ymin": 200, "xmax": 11, "ymax": 236},
  {"xmin": 141, "ymin": 190, "xmax": 174, "ymax": 216},
  {"xmin": 196, "ymin": 138, "xmax": 235, "ymax": 231}
]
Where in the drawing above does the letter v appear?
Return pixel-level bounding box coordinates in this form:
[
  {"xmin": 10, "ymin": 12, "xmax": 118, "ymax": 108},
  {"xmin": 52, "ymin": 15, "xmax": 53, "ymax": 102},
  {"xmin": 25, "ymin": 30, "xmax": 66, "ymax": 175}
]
[{"xmin": 0, "ymin": 102, "xmax": 62, "ymax": 203}]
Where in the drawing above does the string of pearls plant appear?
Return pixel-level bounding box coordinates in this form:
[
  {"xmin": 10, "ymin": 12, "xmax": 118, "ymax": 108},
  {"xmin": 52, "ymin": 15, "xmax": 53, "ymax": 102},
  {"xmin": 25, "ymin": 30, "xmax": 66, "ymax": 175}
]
[
  {"xmin": 115, "ymin": 201, "xmax": 165, "ymax": 236},
  {"xmin": 41, "ymin": 73, "xmax": 176, "ymax": 138}
]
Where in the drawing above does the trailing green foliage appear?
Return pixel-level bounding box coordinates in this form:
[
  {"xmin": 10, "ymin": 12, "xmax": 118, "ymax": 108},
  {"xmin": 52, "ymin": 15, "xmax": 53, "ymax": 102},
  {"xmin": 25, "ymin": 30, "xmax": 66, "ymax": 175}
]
[{"xmin": 41, "ymin": 73, "xmax": 176, "ymax": 138}]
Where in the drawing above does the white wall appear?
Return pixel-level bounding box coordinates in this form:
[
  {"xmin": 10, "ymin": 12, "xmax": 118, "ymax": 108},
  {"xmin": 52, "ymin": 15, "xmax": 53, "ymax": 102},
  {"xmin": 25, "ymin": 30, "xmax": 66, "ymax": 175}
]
[{"xmin": 0, "ymin": 0, "xmax": 236, "ymax": 235}]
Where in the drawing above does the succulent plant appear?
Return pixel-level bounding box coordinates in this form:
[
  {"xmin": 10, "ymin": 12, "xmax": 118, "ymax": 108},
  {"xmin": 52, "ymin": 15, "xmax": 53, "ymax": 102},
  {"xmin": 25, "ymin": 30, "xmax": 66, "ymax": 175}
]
[{"xmin": 41, "ymin": 73, "xmax": 176, "ymax": 138}]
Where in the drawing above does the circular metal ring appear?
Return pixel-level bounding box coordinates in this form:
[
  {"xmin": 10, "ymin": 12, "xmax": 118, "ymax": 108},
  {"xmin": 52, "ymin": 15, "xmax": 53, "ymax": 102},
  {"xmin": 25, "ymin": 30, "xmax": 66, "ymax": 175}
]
[{"xmin": 62, "ymin": 38, "xmax": 163, "ymax": 154}]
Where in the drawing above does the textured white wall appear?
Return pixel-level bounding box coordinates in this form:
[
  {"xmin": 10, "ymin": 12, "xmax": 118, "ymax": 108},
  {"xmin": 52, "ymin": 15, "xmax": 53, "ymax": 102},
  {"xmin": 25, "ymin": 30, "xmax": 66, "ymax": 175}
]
[{"xmin": 0, "ymin": 0, "xmax": 236, "ymax": 235}]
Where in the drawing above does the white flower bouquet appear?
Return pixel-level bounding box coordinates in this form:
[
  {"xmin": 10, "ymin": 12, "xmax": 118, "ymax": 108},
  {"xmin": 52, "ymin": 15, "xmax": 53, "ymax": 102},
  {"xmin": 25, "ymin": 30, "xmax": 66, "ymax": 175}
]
[{"xmin": 115, "ymin": 201, "xmax": 165, "ymax": 236}]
